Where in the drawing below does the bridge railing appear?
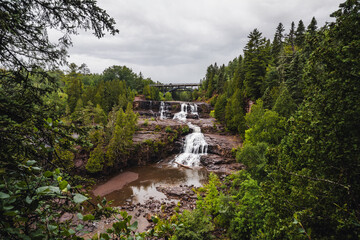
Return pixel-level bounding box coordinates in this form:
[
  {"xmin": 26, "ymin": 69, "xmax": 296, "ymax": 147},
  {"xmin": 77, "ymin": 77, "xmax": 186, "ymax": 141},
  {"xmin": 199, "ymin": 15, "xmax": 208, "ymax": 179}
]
[{"xmin": 149, "ymin": 83, "xmax": 200, "ymax": 92}]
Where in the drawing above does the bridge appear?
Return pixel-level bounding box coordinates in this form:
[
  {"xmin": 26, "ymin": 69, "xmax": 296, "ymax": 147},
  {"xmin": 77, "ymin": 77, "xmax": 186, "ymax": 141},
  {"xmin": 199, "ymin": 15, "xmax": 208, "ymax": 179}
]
[{"xmin": 149, "ymin": 83, "xmax": 201, "ymax": 93}]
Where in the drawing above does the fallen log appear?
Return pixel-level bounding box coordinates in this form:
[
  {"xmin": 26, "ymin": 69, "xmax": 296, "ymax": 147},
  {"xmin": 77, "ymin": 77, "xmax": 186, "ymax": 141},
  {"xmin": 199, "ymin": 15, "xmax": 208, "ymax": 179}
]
[{"xmin": 175, "ymin": 162, "xmax": 192, "ymax": 169}]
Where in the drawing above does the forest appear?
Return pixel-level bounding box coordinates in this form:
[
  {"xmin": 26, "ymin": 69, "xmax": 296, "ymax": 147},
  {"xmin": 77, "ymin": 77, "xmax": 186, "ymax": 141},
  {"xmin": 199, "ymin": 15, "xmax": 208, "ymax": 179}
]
[{"xmin": 0, "ymin": 0, "xmax": 359, "ymax": 239}]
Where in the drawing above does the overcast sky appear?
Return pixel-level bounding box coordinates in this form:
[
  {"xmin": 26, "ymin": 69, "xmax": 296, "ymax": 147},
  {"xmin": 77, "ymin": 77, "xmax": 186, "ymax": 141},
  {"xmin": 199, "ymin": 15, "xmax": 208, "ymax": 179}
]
[{"xmin": 66, "ymin": 0, "xmax": 341, "ymax": 84}]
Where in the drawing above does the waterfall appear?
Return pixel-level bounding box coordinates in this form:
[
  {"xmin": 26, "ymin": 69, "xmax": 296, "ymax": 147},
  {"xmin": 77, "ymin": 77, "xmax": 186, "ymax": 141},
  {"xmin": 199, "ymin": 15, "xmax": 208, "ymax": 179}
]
[
  {"xmin": 173, "ymin": 103, "xmax": 208, "ymax": 167},
  {"xmin": 159, "ymin": 101, "xmax": 166, "ymax": 120},
  {"xmin": 159, "ymin": 101, "xmax": 171, "ymax": 120},
  {"xmin": 173, "ymin": 102, "xmax": 188, "ymax": 121},
  {"xmin": 173, "ymin": 103, "xmax": 198, "ymax": 121}
]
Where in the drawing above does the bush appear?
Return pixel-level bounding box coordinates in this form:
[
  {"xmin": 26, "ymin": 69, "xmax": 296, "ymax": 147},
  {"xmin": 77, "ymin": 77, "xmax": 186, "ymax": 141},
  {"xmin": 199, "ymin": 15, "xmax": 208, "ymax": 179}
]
[
  {"xmin": 180, "ymin": 125, "xmax": 190, "ymax": 134},
  {"xmin": 165, "ymin": 126, "xmax": 173, "ymax": 133},
  {"xmin": 86, "ymin": 143, "xmax": 105, "ymax": 173},
  {"xmin": 173, "ymin": 209, "xmax": 214, "ymax": 240}
]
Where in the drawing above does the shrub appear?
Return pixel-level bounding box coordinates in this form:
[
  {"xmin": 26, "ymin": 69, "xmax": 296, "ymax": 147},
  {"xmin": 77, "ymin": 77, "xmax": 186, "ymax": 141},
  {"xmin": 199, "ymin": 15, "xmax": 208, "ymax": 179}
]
[
  {"xmin": 173, "ymin": 209, "xmax": 214, "ymax": 240},
  {"xmin": 165, "ymin": 126, "xmax": 173, "ymax": 133}
]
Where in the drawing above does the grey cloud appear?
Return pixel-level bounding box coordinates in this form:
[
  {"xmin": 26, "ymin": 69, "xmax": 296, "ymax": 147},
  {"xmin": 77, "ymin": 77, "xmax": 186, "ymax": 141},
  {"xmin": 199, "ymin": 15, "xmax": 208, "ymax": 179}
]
[{"xmin": 64, "ymin": 0, "xmax": 340, "ymax": 83}]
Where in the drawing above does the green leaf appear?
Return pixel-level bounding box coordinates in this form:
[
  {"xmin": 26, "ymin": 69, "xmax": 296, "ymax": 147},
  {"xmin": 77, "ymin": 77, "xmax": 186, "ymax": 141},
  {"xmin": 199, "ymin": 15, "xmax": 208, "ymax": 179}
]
[
  {"xmin": 59, "ymin": 180, "xmax": 68, "ymax": 190},
  {"xmin": 43, "ymin": 171, "xmax": 53, "ymax": 177},
  {"xmin": 151, "ymin": 216, "xmax": 159, "ymax": 224},
  {"xmin": 76, "ymin": 224, "xmax": 84, "ymax": 231},
  {"xmin": 3, "ymin": 205, "xmax": 14, "ymax": 210},
  {"xmin": 129, "ymin": 221, "xmax": 138, "ymax": 231},
  {"xmin": 68, "ymin": 229, "xmax": 76, "ymax": 235},
  {"xmin": 25, "ymin": 196, "xmax": 32, "ymax": 204},
  {"xmin": 73, "ymin": 193, "xmax": 88, "ymax": 204},
  {"xmin": 26, "ymin": 160, "xmax": 37, "ymax": 166},
  {"xmin": 99, "ymin": 233, "xmax": 110, "ymax": 240},
  {"xmin": 113, "ymin": 221, "xmax": 126, "ymax": 233},
  {"xmin": 83, "ymin": 214, "xmax": 95, "ymax": 221},
  {"xmin": 48, "ymin": 224, "xmax": 57, "ymax": 232},
  {"xmin": 77, "ymin": 213, "xmax": 84, "ymax": 220},
  {"xmin": 36, "ymin": 186, "xmax": 60, "ymax": 195},
  {"xmin": 0, "ymin": 192, "xmax": 10, "ymax": 199},
  {"xmin": 4, "ymin": 211, "xmax": 17, "ymax": 216}
]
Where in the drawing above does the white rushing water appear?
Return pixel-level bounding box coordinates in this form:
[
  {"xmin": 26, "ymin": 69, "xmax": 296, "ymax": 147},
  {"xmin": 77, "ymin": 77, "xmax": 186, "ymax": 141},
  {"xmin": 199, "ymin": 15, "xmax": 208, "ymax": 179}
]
[
  {"xmin": 173, "ymin": 102, "xmax": 198, "ymax": 121},
  {"xmin": 159, "ymin": 101, "xmax": 166, "ymax": 120},
  {"xmin": 172, "ymin": 103, "xmax": 207, "ymax": 167}
]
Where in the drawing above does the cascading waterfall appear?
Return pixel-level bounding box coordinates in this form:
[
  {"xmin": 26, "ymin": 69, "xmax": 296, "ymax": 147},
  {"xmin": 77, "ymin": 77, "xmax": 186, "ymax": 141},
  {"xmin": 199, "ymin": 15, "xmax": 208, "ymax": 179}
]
[
  {"xmin": 173, "ymin": 102, "xmax": 188, "ymax": 121},
  {"xmin": 159, "ymin": 101, "xmax": 166, "ymax": 120},
  {"xmin": 173, "ymin": 102, "xmax": 198, "ymax": 121},
  {"xmin": 173, "ymin": 103, "xmax": 207, "ymax": 167}
]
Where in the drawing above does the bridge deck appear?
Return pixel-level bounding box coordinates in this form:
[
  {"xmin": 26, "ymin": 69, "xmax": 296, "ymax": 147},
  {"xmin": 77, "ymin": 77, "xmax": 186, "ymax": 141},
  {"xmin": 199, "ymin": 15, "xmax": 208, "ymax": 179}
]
[{"xmin": 150, "ymin": 83, "xmax": 200, "ymax": 87}]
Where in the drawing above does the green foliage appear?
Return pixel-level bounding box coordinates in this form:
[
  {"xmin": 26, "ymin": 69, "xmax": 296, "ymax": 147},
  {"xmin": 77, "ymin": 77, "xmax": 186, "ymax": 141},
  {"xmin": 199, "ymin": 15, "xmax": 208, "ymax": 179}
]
[
  {"xmin": 180, "ymin": 125, "xmax": 190, "ymax": 135},
  {"xmin": 236, "ymin": 142, "xmax": 268, "ymax": 180},
  {"xmin": 173, "ymin": 209, "xmax": 214, "ymax": 240},
  {"xmin": 92, "ymin": 211, "xmax": 144, "ymax": 240},
  {"xmin": 244, "ymin": 100, "xmax": 286, "ymax": 146},
  {"xmin": 224, "ymin": 89, "xmax": 246, "ymax": 136},
  {"xmin": 214, "ymin": 94, "xmax": 227, "ymax": 123},
  {"xmin": 243, "ymin": 29, "xmax": 271, "ymax": 99},
  {"xmin": 272, "ymin": 85, "xmax": 297, "ymax": 118},
  {"xmin": 227, "ymin": 171, "xmax": 269, "ymax": 239},
  {"xmin": 86, "ymin": 142, "xmax": 105, "ymax": 173},
  {"xmin": 155, "ymin": 125, "xmax": 161, "ymax": 132},
  {"xmin": 266, "ymin": 2, "xmax": 360, "ymax": 238},
  {"xmin": 106, "ymin": 103, "xmax": 138, "ymax": 166},
  {"xmin": 53, "ymin": 144, "xmax": 75, "ymax": 170},
  {"xmin": 0, "ymin": 162, "xmax": 95, "ymax": 239},
  {"xmin": 165, "ymin": 126, "xmax": 174, "ymax": 133},
  {"xmin": 164, "ymin": 92, "xmax": 173, "ymax": 101}
]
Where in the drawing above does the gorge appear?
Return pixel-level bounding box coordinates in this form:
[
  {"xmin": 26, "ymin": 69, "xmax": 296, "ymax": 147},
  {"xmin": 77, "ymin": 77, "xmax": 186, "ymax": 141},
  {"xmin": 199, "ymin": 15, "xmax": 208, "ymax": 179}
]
[{"xmin": 87, "ymin": 100, "xmax": 243, "ymax": 233}]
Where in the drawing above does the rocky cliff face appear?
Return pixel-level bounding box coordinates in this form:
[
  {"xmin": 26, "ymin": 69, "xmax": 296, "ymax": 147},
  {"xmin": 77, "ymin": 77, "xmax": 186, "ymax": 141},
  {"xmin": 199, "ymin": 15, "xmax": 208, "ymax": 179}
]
[{"xmin": 133, "ymin": 100, "xmax": 212, "ymax": 118}]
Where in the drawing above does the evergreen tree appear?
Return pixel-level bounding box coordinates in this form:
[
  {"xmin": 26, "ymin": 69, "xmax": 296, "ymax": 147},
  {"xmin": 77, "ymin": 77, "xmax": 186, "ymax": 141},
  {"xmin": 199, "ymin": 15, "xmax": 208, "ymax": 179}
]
[
  {"xmin": 106, "ymin": 103, "xmax": 138, "ymax": 167},
  {"xmin": 214, "ymin": 94, "xmax": 227, "ymax": 123},
  {"xmin": 307, "ymin": 16, "xmax": 318, "ymax": 35},
  {"xmin": 285, "ymin": 51, "xmax": 306, "ymax": 104},
  {"xmin": 271, "ymin": 23, "xmax": 285, "ymax": 62},
  {"xmin": 268, "ymin": 2, "xmax": 360, "ymax": 237},
  {"xmin": 86, "ymin": 140, "xmax": 105, "ymax": 173},
  {"xmin": 272, "ymin": 85, "xmax": 297, "ymax": 118},
  {"xmin": 287, "ymin": 21, "xmax": 296, "ymax": 53},
  {"xmin": 295, "ymin": 20, "xmax": 306, "ymax": 47},
  {"xmin": 244, "ymin": 29, "xmax": 271, "ymax": 100},
  {"xmin": 225, "ymin": 89, "xmax": 246, "ymax": 136}
]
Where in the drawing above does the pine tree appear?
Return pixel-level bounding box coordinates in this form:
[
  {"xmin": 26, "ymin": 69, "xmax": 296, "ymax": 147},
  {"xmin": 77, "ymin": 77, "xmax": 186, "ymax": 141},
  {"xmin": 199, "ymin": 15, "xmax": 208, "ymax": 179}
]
[
  {"xmin": 272, "ymin": 23, "xmax": 285, "ymax": 62},
  {"xmin": 214, "ymin": 94, "xmax": 227, "ymax": 123},
  {"xmin": 244, "ymin": 29, "xmax": 271, "ymax": 100},
  {"xmin": 272, "ymin": 85, "xmax": 297, "ymax": 118},
  {"xmin": 86, "ymin": 140, "xmax": 105, "ymax": 173},
  {"xmin": 106, "ymin": 103, "xmax": 138, "ymax": 167},
  {"xmin": 307, "ymin": 16, "xmax": 318, "ymax": 35},
  {"xmin": 268, "ymin": 2, "xmax": 360, "ymax": 237},
  {"xmin": 287, "ymin": 21, "xmax": 296, "ymax": 53},
  {"xmin": 225, "ymin": 89, "xmax": 246, "ymax": 136},
  {"xmin": 295, "ymin": 20, "xmax": 306, "ymax": 48}
]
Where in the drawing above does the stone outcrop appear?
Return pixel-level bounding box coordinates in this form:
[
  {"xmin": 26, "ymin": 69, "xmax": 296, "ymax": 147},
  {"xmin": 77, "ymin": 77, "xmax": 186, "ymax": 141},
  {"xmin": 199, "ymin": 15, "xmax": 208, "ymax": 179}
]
[{"xmin": 133, "ymin": 100, "xmax": 211, "ymax": 118}]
